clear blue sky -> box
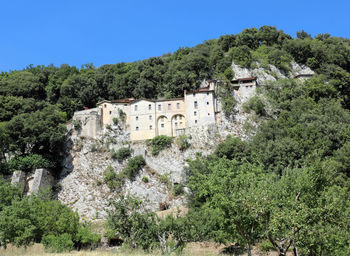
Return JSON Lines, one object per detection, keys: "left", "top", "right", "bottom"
{"left": 1, "top": 0, "right": 349, "bottom": 72}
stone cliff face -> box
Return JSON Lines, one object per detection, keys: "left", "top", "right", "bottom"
{"left": 57, "top": 62, "right": 314, "bottom": 220}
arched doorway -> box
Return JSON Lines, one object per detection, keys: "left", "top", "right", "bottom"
{"left": 171, "top": 114, "right": 186, "bottom": 136}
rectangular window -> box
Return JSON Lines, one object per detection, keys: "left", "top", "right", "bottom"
{"left": 109, "top": 111, "right": 112, "bottom": 115}
{"left": 179, "top": 116, "right": 182, "bottom": 120}
{"left": 180, "top": 122, "right": 183, "bottom": 125}
{"left": 124, "top": 104, "right": 127, "bottom": 106}
{"left": 158, "top": 104, "right": 161, "bottom": 111}
{"left": 207, "top": 101, "right": 209, "bottom": 105}
{"left": 194, "top": 111, "right": 197, "bottom": 116}
{"left": 149, "top": 115, "right": 152, "bottom": 120}
{"left": 135, "top": 105, "right": 138, "bottom": 111}
{"left": 136, "top": 126, "right": 139, "bottom": 131}
{"left": 175, "top": 116, "right": 177, "bottom": 120}
{"left": 177, "top": 103, "right": 180, "bottom": 109}
{"left": 136, "top": 116, "right": 139, "bottom": 121}
{"left": 194, "top": 101, "right": 198, "bottom": 109}
{"left": 104, "top": 104, "right": 107, "bottom": 108}
{"left": 207, "top": 92, "right": 209, "bottom": 95}
{"left": 175, "top": 122, "right": 178, "bottom": 127}
{"left": 161, "top": 124, "right": 164, "bottom": 128}
{"left": 149, "top": 125, "right": 152, "bottom": 130}
{"left": 195, "top": 120, "right": 197, "bottom": 124}
{"left": 168, "top": 103, "right": 171, "bottom": 110}
{"left": 148, "top": 104, "right": 152, "bottom": 110}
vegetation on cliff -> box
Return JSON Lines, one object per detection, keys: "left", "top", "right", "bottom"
{"left": 1, "top": 26, "right": 350, "bottom": 254}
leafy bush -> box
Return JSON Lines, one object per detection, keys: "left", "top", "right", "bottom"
{"left": 75, "top": 225, "right": 101, "bottom": 250}
{"left": 142, "top": 176, "right": 149, "bottom": 183}
{"left": 123, "top": 155, "right": 146, "bottom": 180}
{"left": 104, "top": 166, "right": 124, "bottom": 190}
{"left": 111, "top": 147, "right": 131, "bottom": 162}
{"left": 242, "top": 96, "right": 266, "bottom": 116}
{"left": 224, "top": 67, "right": 234, "bottom": 80}
{"left": 175, "top": 135, "right": 191, "bottom": 151}
{"left": 222, "top": 95, "right": 236, "bottom": 115}
{"left": 173, "top": 183, "right": 184, "bottom": 196}
{"left": 149, "top": 135, "right": 173, "bottom": 155}
{"left": 118, "top": 109, "right": 126, "bottom": 122}
{"left": 112, "top": 117, "right": 119, "bottom": 126}
{"left": 229, "top": 45, "right": 253, "bottom": 67}
{"left": 259, "top": 239, "right": 275, "bottom": 252}
{"left": 42, "top": 233, "right": 74, "bottom": 253}
{"left": 159, "top": 174, "right": 171, "bottom": 188}
{"left": 73, "top": 120, "right": 82, "bottom": 131}
{"left": 8, "top": 154, "right": 53, "bottom": 173}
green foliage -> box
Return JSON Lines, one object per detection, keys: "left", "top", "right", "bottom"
{"left": 75, "top": 225, "right": 101, "bottom": 250}
{"left": 0, "top": 179, "right": 21, "bottom": 212}
{"left": 111, "top": 147, "right": 131, "bottom": 162}
{"left": 142, "top": 176, "right": 149, "bottom": 183}
{"left": 223, "top": 67, "right": 234, "bottom": 80}
{"left": 118, "top": 109, "right": 126, "bottom": 122}
{"left": 229, "top": 45, "right": 252, "bottom": 67}
{"left": 149, "top": 135, "right": 173, "bottom": 155}
{"left": 175, "top": 135, "right": 191, "bottom": 151}
{"left": 159, "top": 174, "right": 171, "bottom": 188}
{"left": 214, "top": 135, "right": 250, "bottom": 161}
{"left": 242, "top": 96, "right": 266, "bottom": 116}
{"left": 123, "top": 155, "right": 146, "bottom": 180}
{"left": 112, "top": 117, "right": 119, "bottom": 126}
{"left": 103, "top": 166, "right": 124, "bottom": 190}
{"left": 173, "top": 183, "right": 184, "bottom": 196}
{"left": 72, "top": 120, "right": 81, "bottom": 130}
{"left": 8, "top": 154, "right": 53, "bottom": 173}
{"left": 42, "top": 233, "right": 74, "bottom": 253}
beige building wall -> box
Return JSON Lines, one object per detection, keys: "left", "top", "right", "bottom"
{"left": 72, "top": 108, "right": 102, "bottom": 138}
{"left": 130, "top": 100, "right": 156, "bottom": 141}
{"left": 99, "top": 101, "right": 131, "bottom": 129}
{"left": 185, "top": 90, "right": 216, "bottom": 127}
{"left": 155, "top": 99, "right": 186, "bottom": 137}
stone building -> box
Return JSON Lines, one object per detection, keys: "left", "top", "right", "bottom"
{"left": 71, "top": 78, "right": 251, "bottom": 141}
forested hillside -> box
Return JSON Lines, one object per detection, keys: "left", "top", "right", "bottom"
{"left": 0, "top": 26, "right": 350, "bottom": 255}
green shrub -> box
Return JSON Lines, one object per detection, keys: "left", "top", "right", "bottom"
{"left": 175, "top": 135, "right": 191, "bottom": 151}
{"left": 118, "top": 109, "right": 126, "bottom": 122}
{"left": 159, "top": 174, "right": 171, "bottom": 188}
{"left": 224, "top": 67, "right": 234, "bottom": 80}
{"left": 142, "top": 176, "right": 149, "bottom": 183}
{"left": 123, "top": 155, "right": 146, "bottom": 180}
{"left": 149, "top": 135, "right": 173, "bottom": 155}
{"left": 73, "top": 120, "right": 82, "bottom": 131}
{"left": 76, "top": 225, "right": 101, "bottom": 250}
{"left": 106, "top": 124, "right": 112, "bottom": 130}
{"left": 259, "top": 239, "right": 275, "bottom": 252}
{"left": 229, "top": 45, "right": 253, "bottom": 67}
{"left": 243, "top": 96, "right": 266, "bottom": 116}
{"left": 104, "top": 166, "right": 124, "bottom": 190}
{"left": 112, "top": 117, "right": 119, "bottom": 126}
{"left": 222, "top": 96, "right": 236, "bottom": 115}
{"left": 111, "top": 147, "right": 131, "bottom": 162}
{"left": 173, "top": 183, "right": 184, "bottom": 196}
{"left": 42, "top": 233, "right": 74, "bottom": 253}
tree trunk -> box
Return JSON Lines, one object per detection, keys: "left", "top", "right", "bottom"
{"left": 293, "top": 245, "right": 299, "bottom": 256}
{"left": 247, "top": 243, "right": 252, "bottom": 256}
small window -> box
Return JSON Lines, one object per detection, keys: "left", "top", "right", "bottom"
{"left": 195, "top": 120, "right": 197, "bottom": 124}
{"left": 158, "top": 104, "right": 161, "bottom": 111}
{"left": 194, "top": 101, "right": 198, "bottom": 109}
{"left": 124, "top": 104, "right": 127, "bottom": 106}
{"left": 161, "top": 124, "right": 164, "bottom": 128}
{"left": 149, "top": 115, "right": 152, "bottom": 120}
{"left": 104, "top": 104, "right": 107, "bottom": 108}
{"left": 161, "top": 117, "right": 164, "bottom": 122}
{"left": 149, "top": 125, "right": 152, "bottom": 130}
{"left": 193, "top": 93, "right": 196, "bottom": 96}
{"left": 194, "top": 111, "right": 197, "bottom": 116}
{"left": 179, "top": 116, "right": 182, "bottom": 120}
{"left": 177, "top": 103, "right": 180, "bottom": 109}
{"left": 207, "top": 102, "right": 209, "bottom": 105}
{"left": 207, "top": 92, "right": 209, "bottom": 95}
{"left": 168, "top": 103, "right": 171, "bottom": 110}
{"left": 175, "top": 122, "right": 178, "bottom": 127}
{"left": 175, "top": 116, "right": 177, "bottom": 120}
{"left": 109, "top": 111, "right": 112, "bottom": 115}
{"left": 136, "top": 116, "right": 139, "bottom": 121}
{"left": 180, "top": 122, "right": 183, "bottom": 125}
{"left": 148, "top": 104, "right": 152, "bottom": 110}
{"left": 208, "top": 113, "right": 210, "bottom": 115}
{"left": 135, "top": 105, "right": 138, "bottom": 111}
{"left": 136, "top": 126, "right": 139, "bottom": 131}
